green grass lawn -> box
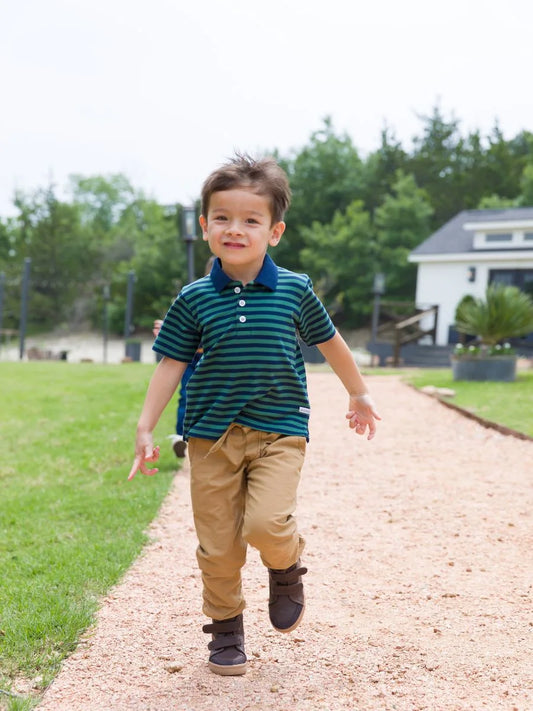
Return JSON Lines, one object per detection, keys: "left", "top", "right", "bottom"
{"left": 0, "top": 362, "right": 178, "bottom": 709}
{"left": 402, "top": 368, "right": 533, "bottom": 437}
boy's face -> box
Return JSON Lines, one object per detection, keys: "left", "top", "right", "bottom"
{"left": 199, "top": 188, "right": 285, "bottom": 283}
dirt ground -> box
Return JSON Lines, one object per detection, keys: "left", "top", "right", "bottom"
{"left": 36, "top": 374, "right": 532, "bottom": 711}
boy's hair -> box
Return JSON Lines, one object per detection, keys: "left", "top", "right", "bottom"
{"left": 201, "top": 153, "right": 291, "bottom": 224}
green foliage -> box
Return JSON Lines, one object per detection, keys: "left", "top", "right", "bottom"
{"left": 277, "top": 117, "right": 364, "bottom": 271}
{"left": 0, "top": 177, "right": 188, "bottom": 333}
{"left": 519, "top": 162, "right": 533, "bottom": 206}
{"left": 299, "top": 200, "right": 376, "bottom": 325}
{"left": 455, "top": 284, "right": 533, "bottom": 346}
{"left": 296, "top": 171, "right": 433, "bottom": 326}
{"left": 0, "top": 362, "right": 177, "bottom": 702}
{"left": 409, "top": 105, "right": 465, "bottom": 227}
{"left": 360, "top": 127, "right": 409, "bottom": 213}
{"left": 374, "top": 171, "right": 433, "bottom": 299}
{"left": 454, "top": 293, "right": 476, "bottom": 323}
{"left": 7, "top": 186, "right": 94, "bottom": 329}
{"left": 287, "top": 117, "right": 364, "bottom": 228}
{"left": 69, "top": 173, "right": 136, "bottom": 234}
{"left": 477, "top": 194, "right": 518, "bottom": 209}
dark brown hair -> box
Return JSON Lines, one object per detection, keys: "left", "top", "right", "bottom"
{"left": 201, "top": 153, "right": 291, "bottom": 224}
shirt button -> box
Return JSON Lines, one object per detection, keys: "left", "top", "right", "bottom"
{"left": 238, "top": 299, "right": 246, "bottom": 307}
{"left": 239, "top": 315, "right": 246, "bottom": 323}
{"left": 234, "top": 286, "right": 241, "bottom": 294}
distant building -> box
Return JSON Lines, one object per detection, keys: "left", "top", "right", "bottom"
{"left": 409, "top": 207, "right": 533, "bottom": 346}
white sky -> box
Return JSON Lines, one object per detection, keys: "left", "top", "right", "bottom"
{"left": 1, "top": 0, "right": 532, "bottom": 217}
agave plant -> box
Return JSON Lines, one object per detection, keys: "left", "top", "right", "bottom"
{"left": 454, "top": 283, "right": 533, "bottom": 351}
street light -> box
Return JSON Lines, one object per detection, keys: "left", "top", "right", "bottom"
{"left": 182, "top": 205, "right": 197, "bottom": 284}
{"left": 371, "top": 272, "right": 386, "bottom": 347}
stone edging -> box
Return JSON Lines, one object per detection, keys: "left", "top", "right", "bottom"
{"left": 410, "top": 384, "right": 533, "bottom": 442}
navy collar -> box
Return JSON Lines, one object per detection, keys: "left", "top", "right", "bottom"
{"left": 210, "top": 254, "right": 278, "bottom": 292}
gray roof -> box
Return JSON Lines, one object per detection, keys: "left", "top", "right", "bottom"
{"left": 411, "top": 206, "right": 533, "bottom": 257}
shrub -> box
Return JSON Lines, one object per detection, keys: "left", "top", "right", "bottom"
{"left": 455, "top": 284, "right": 533, "bottom": 349}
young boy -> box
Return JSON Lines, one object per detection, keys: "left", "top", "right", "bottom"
{"left": 128, "top": 154, "right": 380, "bottom": 676}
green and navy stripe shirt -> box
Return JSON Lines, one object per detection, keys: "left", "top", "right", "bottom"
{"left": 153, "top": 254, "right": 336, "bottom": 441}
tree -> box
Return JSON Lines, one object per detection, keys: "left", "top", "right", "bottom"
{"left": 124, "top": 199, "right": 188, "bottom": 330}
{"left": 277, "top": 117, "right": 364, "bottom": 271}
{"left": 374, "top": 171, "right": 433, "bottom": 301}
{"left": 299, "top": 200, "right": 376, "bottom": 327}
{"left": 10, "top": 185, "right": 91, "bottom": 328}
{"left": 361, "top": 126, "right": 408, "bottom": 214}
{"left": 519, "top": 162, "right": 533, "bottom": 206}
{"left": 477, "top": 194, "right": 518, "bottom": 209}
{"left": 408, "top": 104, "right": 465, "bottom": 227}
{"left": 0, "top": 217, "right": 19, "bottom": 329}
{"left": 0, "top": 218, "right": 11, "bottom": 261}
{"left": 69, "top": 175, "right": 189, "bottom": 332}
{"left": 476, "top": 159, "right": 533, "bottom": 208}
{"left": 69, "top": 174, "right": 136, "bottom": 234}
{"left": 483, "top": 124, "right": 529, "bottom": 202}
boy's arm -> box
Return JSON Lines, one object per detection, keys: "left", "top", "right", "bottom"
{"left": 317, "top": 331, "right": 380, "bottom": 440}
{"left": 128, "top": 357, "right": 188, "bottom": 480}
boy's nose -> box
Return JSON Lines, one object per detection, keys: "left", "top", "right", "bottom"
{"left": 225, "top": 220, "right": 243, "bottom": 235}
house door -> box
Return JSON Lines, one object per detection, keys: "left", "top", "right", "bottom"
{"left": 489, "top": 269, "right": 533, "bottom": 298}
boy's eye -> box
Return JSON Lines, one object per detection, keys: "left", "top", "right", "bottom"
{"left": 246, "top": 218, "right": 259, "bottom": 224}
{"left": 213, "top": 215, "right": 227, "bottom": 221}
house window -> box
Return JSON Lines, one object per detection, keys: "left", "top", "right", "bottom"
{"left": 525, "top": 232, "right": 533, "bottom": 241}
{"left": 485, "top": 233, "right": 513, "bottom": 242}
{"left": 490, "top": 269, "right": 533, "bottom": 298}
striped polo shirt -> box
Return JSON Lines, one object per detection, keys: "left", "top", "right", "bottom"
{"left": 153, "top": 254, "right": 336, "bottom": 441}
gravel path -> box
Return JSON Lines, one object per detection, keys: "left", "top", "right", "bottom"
{"left": 38, "top": 374, "right": 532, "bottom": 711}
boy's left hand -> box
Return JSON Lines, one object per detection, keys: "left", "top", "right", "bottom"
{"left": 346, "top": 393, "right": 381, "bottom": 440}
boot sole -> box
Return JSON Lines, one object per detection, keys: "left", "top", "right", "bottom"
{"left": 271, "top": 602, "right": 305, "bottom": 634}
{"left": 208, "top": 660, "right": 247, "bottom": 676}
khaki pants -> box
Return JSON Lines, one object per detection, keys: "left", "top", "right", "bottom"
{"left": 188, "top": 424, "right": 306, "bottom": 620}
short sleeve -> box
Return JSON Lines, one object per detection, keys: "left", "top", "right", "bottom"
{"left": 152, "top": 292, "right": 201, "bottom": 362}
{"left": 297, "top": 277, "right": 336, "bottom": 346}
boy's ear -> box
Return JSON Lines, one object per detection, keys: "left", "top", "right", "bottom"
{"left": 269, "top": 221, "right": 286, "bottom": 247}
{"left": 199, "top": 215, "right": 208, "bottom": 241}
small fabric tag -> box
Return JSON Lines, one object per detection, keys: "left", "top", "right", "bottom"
{"left": 299, "top": 407, "right": 311, "bottom": 415}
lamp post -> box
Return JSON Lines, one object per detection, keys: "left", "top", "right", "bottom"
{"left": 19, "top": 257, "right": 31, "bottom": 360}
{"left": 0, "top": 272, "right": 5, "bottom": 346}
{"left": 371, "top": 272, "right": 386, "bottom": 347}
{"left": 102, "top": 284, "right": 110, "bottom": 364}
{"left": 123, "top": 270, "right": 135, "bottom": 341}
{"left": 123, "top": 270, "right": 140, "bottom": 360}
{"left": 182, "top": 205, "right": 197, "bottom": 284}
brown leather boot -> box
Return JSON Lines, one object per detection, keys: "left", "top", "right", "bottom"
{"left": 268, "top": 560, "right": 308, "bottom": 633}
{"left": 202, "top": 614, "right": 247, "bottom": 675}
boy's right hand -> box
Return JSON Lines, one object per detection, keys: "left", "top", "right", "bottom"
{"left": 128, "top": 442, "right": 160, "bottom": 481}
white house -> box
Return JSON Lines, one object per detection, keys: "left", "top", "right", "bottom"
{"left": 409, "top": 207, "right": 533, "bottom": 346}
